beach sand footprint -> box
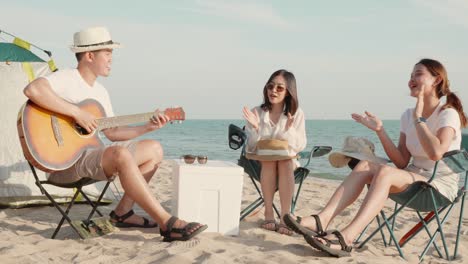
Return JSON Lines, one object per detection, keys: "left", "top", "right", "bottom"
{"left": 165, "top": 238, "right": 201, "bottom": 255}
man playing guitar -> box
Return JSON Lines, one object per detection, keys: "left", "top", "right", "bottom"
{"left": 23, "top": 26, "right": 206, "bottom": 241}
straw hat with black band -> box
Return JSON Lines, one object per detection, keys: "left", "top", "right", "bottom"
{"left": 70, "top": 26, "right": 121, "bottom": 53}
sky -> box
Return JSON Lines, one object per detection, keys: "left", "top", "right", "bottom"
{"left": 1, "top": 0, "right": 468, "bottom": 119}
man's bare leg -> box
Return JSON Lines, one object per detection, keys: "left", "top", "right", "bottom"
{"left": 112, "top": 140, "right": 162, "bottom": 225}
{"left": 102, "top": 145, "right": 203, "bottom": 236}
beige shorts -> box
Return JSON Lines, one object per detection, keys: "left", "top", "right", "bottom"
{"left": 405, "top": 164, "right": 459, "bottom": 201}
{"left": 48, "top": 140, "right": 138, "bottom": 184}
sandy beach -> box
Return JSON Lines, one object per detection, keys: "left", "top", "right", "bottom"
{"left": 0, "top": 160, "right": 466, "bottom": 264}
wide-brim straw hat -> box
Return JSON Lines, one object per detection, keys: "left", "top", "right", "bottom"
{"left": 328, "top": 136, "right": 388, "bottom": 168}
{"left": 70, "top": 26, "right": 121, "bottom": 53}
{"left": 246, "top": 139, "right": 297, "bottom": 161}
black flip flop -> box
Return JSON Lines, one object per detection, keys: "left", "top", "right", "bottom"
{"left": 260, "top": 219, "right": 278, "bottom": 231}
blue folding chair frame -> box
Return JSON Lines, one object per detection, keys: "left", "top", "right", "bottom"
{"left": 228, "top": 124, "right": 332, "bottom": 221}
{"left": 358, "top": 149, "right": 468, "bottom": 262}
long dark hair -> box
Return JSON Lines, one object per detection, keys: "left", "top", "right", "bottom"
{"left": 417, "top": 58, "right": 467, "bottom": 127}
{"left": 260, "top": 69, "right": 299, "bottom": 115}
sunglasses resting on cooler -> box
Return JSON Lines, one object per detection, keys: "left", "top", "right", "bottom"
{"left": 180, "top": 155, "right": 208, "bottom": 164}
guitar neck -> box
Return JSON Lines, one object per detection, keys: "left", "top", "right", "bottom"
{"left": 97, "top": 112, "right": 154, "bottom": 130}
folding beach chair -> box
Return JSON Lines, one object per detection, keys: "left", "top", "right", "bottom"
{"left": 28, "top": 162, "right": 115, "bottom": 239}
{"left": 358, "top": 137, "right": 468, "bottom": 262}
{"left": 228, "top": 124, "right": 332, "bottom": 220}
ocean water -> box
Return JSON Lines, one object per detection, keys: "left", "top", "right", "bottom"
{"left": 130, "top": 119, "right": 402, "bottom": 180}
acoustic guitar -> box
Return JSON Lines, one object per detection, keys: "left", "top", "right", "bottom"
{"left": 17, "top": 99, "right": 185, "bottom": 172}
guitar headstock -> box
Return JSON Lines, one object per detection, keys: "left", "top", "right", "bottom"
{"left": 163, "top": 107, "right": 185, "bottom": 122}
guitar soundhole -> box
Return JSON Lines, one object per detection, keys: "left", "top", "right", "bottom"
{"left": 74, "top": 124, "right": 90, "bottom": 135}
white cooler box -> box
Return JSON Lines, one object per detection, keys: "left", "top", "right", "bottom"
{"left": 171, "top": 160, "right": 244, "bottom": 236}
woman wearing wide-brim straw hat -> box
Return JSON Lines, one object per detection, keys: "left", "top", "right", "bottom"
{"left": 243, "top": 69, "right": 307, "bottom": 236}
{"left": 283, "top": 58, "right": 467, "bottom": 257}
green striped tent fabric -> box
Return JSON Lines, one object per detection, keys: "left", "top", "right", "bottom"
{"left": 0, "top": 43, "right": 44, "bottom": 62}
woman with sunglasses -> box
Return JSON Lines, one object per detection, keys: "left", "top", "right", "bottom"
{"left": 243, "top": 69, "right": 307, "bottom": 235}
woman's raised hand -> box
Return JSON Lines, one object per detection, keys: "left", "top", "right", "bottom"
{"left": 413, "top": 83, "right": 428, "bottom": 119}
{"left": 243, "top": 106, "right": 260, "bottom": 130}
{"left": 351, "top": 111, "right": 383, "bottom": 132}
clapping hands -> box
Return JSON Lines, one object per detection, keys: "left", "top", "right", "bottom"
{"left": 351, "top": 111, "right": 383, "bottom": 132}
{"left": 285, "top": 112, "right": 294, "bottom": 130}
{"left": 413, "top": 84, "right": 428, "bottom": 119}
{"left": 243, "top": 106, "right": 260, "bottom": 130}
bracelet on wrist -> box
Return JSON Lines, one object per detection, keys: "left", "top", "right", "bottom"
{"left": 414, "top": 117, "right": 427, "bottom": 125}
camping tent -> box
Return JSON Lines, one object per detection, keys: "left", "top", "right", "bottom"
{"left": 0, "top": 30, "right": 114, "bottom": 208}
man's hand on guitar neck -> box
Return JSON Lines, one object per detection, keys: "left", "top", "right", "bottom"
{"left": 72, "top": 107, "right": 98, "bottom": 133}
{"left": 147, "top": 110, "right": 170, "bottom": 131}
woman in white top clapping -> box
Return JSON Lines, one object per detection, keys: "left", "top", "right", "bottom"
{"left": 283, "top": 58, "right": 467, "bottom": 257}
{"left": 243, "top": 69, "right": 307, "bottom": 235}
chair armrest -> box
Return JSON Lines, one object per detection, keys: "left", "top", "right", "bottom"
{"left": 228, "top": 124, "right": 247, "bottom": 150}
{"left": 429, "top": 149, "right": 468, "bottom": 183}
{"left": 312, "top": 145, "right": 332, "bottom": 158}
{"left": 298, "top": 146, "right": 332, "bottom": 168}
{"left": 297, "top": 150, "right": 312, "bottom": 168}
{"left": 442, "top": 149, "right": 463, "bottom": 158}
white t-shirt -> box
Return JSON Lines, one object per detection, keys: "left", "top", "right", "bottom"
{"left": 43, "top": 68, "right": 114, "bottom": 117}
{"left": 245, "top": 106, "right": 307, "bottom": 157}
{"left": 400, "top": 104, "right": 461, "bottom": 200}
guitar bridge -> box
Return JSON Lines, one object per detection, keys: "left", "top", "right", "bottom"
{"left": 51, "top": 115, "right": 64, "bottom": 147}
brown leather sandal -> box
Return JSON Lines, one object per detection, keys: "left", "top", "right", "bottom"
{"left": 283, "top": 214, "right": 325, "bottom": 236}
{"left": 304, "top": 230, "right": 352, "bottom": 258}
